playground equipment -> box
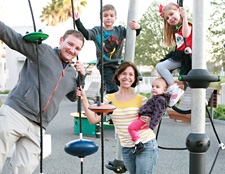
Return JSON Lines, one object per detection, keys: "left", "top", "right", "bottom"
{"left": 24, "top": 0, "right": 49, "bottom": 173}
{"left": 23, "top": 0, "right": 224, "bottom": 173}
{"left": 88, "top": 94, "right": 116, "bottom": 174}
{"left": 63, "top": 1, "right": 99, "bottom": 174}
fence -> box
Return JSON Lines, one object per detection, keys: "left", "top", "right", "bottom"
{"left": 84, "top": 75, "right": 157, "bottom": 94}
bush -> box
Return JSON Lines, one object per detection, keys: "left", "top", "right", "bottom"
{"left": 0, "top": 90, "right": 10, "bottom": 94}
{"left": 139, "top": 93, "right": 151, "bottom": 99}
{"left": 213, "top": 105, "right": 225, "bottom": 120}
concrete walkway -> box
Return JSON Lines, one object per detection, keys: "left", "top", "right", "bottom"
{"left": 2, "top": 98, "right": 225, "bottom": 174}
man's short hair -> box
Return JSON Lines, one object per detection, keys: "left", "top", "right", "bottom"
{"left": 63, "top": 30, "right": 85, "bottom": 47}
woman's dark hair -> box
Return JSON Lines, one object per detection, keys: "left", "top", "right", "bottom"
{"left": 113, "top": 61, "right": 139, "bottom": 88}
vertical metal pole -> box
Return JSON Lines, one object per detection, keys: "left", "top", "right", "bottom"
{"left": 70, "top": 1, "right": 85, "bottom": 173}
{"left": 188, "top": 1, "right": 209, "bottom": 173}
{"left": 124, "top": 0, "right": 139, "bottom": 62}
{"left": 100, "top": 1, "right": 104, "bottom": 174}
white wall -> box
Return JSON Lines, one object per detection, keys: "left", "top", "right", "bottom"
{"left": 0, "top": 58, "right": 6, "bottom": 90}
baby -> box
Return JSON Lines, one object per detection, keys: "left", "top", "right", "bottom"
{"left": 128, "top": 77, "right": 170, "bottom": 155}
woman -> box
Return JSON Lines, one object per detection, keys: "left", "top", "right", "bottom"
{"left": 76, "top": 61, "right": 158, "bottom": 174}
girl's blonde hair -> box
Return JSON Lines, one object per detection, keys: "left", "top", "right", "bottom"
{"left": 161, "top": 4, "right": 180, "bottom": 47}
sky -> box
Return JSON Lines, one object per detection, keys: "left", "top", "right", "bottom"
{"left": 0, "top": 0, "right": 194, "bottom": 27}
{"left": 0, "top": 0, "right": 197, "bottom": 63}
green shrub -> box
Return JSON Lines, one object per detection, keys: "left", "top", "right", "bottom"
{"left": 213, "top": 105, "right": 225, "bottom": 120}
{"left": 139, "top": 93, "right": 151, "bottom": 99}
{"left": 0, "top": 90, "right": 10, "bottom": 94}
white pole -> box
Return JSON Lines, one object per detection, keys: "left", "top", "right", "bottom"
{"left": 124, "top": 0, "right": 139, "bottom": 62}
{"left": 187, "top": 1, "right": 210, "bottom": 173}
{"left": 191, "top": 0, "right": 207, "bottom": 133}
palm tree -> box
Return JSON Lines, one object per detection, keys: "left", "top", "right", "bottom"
{"left": 40, "top": 0, "right": 87, "bottom": 26}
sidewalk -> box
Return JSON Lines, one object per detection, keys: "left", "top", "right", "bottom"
{"left": 2, "top": 98, "right": 225, "bottom": 174}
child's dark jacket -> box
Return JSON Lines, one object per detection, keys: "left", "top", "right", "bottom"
{"left": 138, "top": 93, "right": 170, "bottom": 130}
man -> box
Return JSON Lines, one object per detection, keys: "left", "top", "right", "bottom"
{"left": 0, "top": 20, "right": 85, "bottom": 174}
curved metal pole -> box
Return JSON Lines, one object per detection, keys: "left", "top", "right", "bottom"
{"left": 27, "top": 1, "right": 43, "bottom": 173}
{"left": 177, "top": 0, "right": 183, "bottom": 7}
{"left": 28, "top": 0, "right": 36, "bottom": 32}
{"left": 71, "top": 0, "right": 76, "bottom": 30}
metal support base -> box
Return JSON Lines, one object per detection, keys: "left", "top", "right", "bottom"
{"left": 186, "top": 133, "right": 210, "bottom": 174}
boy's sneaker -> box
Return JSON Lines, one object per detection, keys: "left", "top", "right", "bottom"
{"left": 167, "top": 84, "right": 184, "bottom": 107}
{"left": 133, "top": 142, "right": 145, "bottom": 155}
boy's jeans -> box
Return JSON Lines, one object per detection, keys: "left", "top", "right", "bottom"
{"left": 99, "top": 67, "right": 118, "bottom": 94}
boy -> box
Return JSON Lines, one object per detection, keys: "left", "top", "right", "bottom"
{"left": 74, "top": 4, "right": 141, "bottom": 94}
{"left": 128, "top": 77, "right": 170, "bottom": 155}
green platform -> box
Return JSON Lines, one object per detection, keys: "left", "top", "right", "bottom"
{"left": 71, "top": 112, "right": 114, "bottom": 136}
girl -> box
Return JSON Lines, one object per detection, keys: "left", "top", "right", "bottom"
{"left": 156, "top": 3, "right": 192, "bottom": 107}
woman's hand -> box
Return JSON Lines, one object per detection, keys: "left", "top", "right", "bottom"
{"left": 76, "top": 86, "right": 86, "bottom": 100}
{"left": 140, "top": 116, "right": 151, "bottom": 129}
